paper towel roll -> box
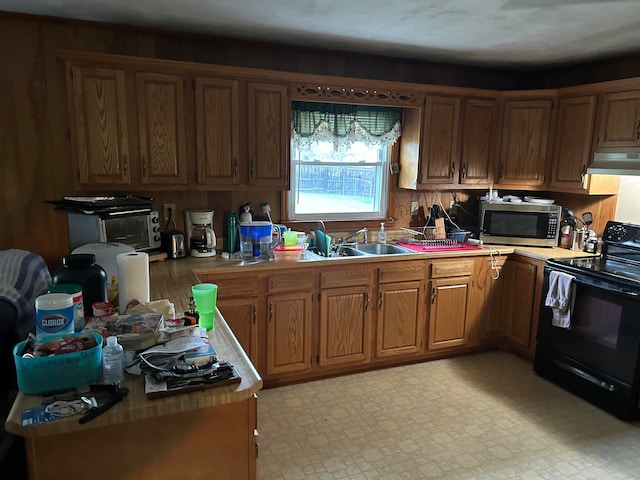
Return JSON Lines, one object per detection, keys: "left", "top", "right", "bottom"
{"left": 116, "top": 252, "right": 150, "bottom": 312}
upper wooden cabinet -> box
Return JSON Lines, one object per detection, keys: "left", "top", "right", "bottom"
{"left": 247, "top": 82, "right": 290, "bottom": 189}
{"left": 194, "top": 77, "right": 240, "bottom": 187}
{"left": 549, "top": 95, "right": 596, "bottom": 192}
{"left": 136, "top": 72, "right": 188, "bottom": 185}
{"left": 497, "top": 98, "right": 553, "bottom": 187}
{"left": 418, "top": 95, "right": 461, "bottom": 186}
{"left": 595, "top": 89, "right": 640, "bottom": 150}
{"left": 68, "top": 66, "right": 131, "bottom": 186}
{"left": 459, "top": 97, "right": 499, "bottom": 186}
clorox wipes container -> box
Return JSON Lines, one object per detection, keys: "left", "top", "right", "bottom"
{"left": 35, "top": 293, "right": 74, "bottom": 339}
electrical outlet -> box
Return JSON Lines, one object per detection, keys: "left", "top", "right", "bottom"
{"left": 411, "top": 201, "right": 419, "bottom": 215}
{"left": 163, "top": 203, "right": 176, "bottom": 222}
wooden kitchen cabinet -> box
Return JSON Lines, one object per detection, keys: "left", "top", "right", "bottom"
{"left": 501, "top": 255, "right": 545, "bottom": 359}
{"left": 497, "top": 98, "right": 553, "bottom": 187}
{"left": 67, "top": 65, "right": 131, "bottom": 186}
{"left": 247, "top": 82, "right": 290, "bottom": 188}
{"left": 418, "top": 95, "right": 461, "bottom": 186}
{"left": 264, "top": 273, "right": 314, "bottom": 376}
{"left": 549, "top": 95, "right": 597, "bottom": 192}
{"left": 473, "top": 255, "right": 506, "bottom": 344}
{"left": 595, "top": 89, "right": 640, "bottom": 150}
{"left": 198, "top": 275, "right": 260, "bottom": 364}
{"left": 459, "top": 97, "right": 499, "bottom": 186}
{"left": 136, "top": 72, "right": 188, "bottom": 185}
{"left": 318, "top": 267, "right": 374, "bottom": 367}
{"left": 428, "top": 259, "right": 474, "bottom": 350}
{"left": 375, "top": 262, "right": 426, "bottom": 357}
{"left": 194, "top": 76, "right": 240, "bottom": 186}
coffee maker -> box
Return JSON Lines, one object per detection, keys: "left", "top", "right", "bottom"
{"left": 184, "top": 210, "right": 216, "bottom": 257}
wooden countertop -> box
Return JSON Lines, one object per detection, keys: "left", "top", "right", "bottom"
{"left": 6, "top": 310, "right": 263, "bottom": 439}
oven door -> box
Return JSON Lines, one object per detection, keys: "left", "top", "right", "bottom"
{"left": 536, "top": 266, "right": 640, "bottom": 384}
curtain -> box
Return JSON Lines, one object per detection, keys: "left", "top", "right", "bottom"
{"left": 291, "top": 101, "right": 402, "bottom": 151}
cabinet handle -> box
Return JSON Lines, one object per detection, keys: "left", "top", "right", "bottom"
{"left": 250, "top": 159, "right": 255, "bottom": 179}
{"left": 431, "top": 287, "right": 436, "bottom": 304}
{"left": 122, "top": 156, "right": 128, "bottom": 176}
{"left": 378, "top": 292, "right": 383, "bottom": 310}
{"left": 580, "top": 164, "right": 587, "bottom": 184}
{"left": 269, "top": 303, "right": 273, "bottom": 322}
{"left": 461, "top": 163, "right": 467, "bottom": 179}
{"left": 365, "top": 292, "right": 370, "bottom": 311}
{"left": 636, "top": 120, "right": 640, "bottom": 140}
{"left": 233, "top": 158, "right": 238, "bottom": 179}
{"left": 252, "top": 305, "right": 256, "bottom": 325}
{"left": 142, "top": 157, "right": 147, "bottom": 178}
{"left": 449, "top": 162, "right": 455, "bottom": 178}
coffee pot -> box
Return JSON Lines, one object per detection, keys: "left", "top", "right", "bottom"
{"left": 185, "top": 210, "right": 216, "bottom": 257}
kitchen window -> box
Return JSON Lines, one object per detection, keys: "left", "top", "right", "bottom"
{"left": 288, "top": 101, "right": 401, "bottom": 221}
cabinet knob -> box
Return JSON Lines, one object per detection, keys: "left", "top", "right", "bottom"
{"left": 636, "top": 120, "right": 640, "bottom": 140}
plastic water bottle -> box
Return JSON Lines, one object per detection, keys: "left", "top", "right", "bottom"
{"left": 102, "top": 336, "right": 124, "bottom": 384}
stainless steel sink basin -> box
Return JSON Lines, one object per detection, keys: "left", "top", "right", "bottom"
{"left": 332, "top": 243, "right": 415, "bottom": 257}
{"left": 353, "top": 243, "right": 415, "bottom": 255}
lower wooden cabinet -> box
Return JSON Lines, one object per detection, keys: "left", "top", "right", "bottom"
{"left": 265, "top": 291, "right": 313, "bottom": 376}
{"left": 375, "top": 262, "right": 426, "bottom": 358}
{"left": 474, "top": 255, "right": 506, "bottom": 343}
{"left": 501, "top": 255, "right": 544, "bottom": 358}
{"left": 217, "top": 297, "right": 258, "bottom": 361}
{"left": 428, "top": 259, "right": 475, "bottom": 350}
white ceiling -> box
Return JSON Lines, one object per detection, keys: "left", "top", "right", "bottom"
{"left": 3, "top": 0, "right": 640, "bottom": 69}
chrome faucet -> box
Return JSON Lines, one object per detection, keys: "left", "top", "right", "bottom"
{"left": 340, "top": 227, "right": 368, "bottom": 245}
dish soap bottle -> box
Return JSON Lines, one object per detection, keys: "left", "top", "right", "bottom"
{"left": 378, "top": 222, "right": 387, "bottom": 244}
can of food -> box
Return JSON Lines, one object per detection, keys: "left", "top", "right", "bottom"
{"left": 48, "top": 283, "right": 84, "bottom": 331}
{"left": 35, "top": 293, "right": 74, "bottom": 339}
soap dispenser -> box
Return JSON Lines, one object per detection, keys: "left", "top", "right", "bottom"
{"left": 378, "top": 222, "right": 387, "bottom": 244}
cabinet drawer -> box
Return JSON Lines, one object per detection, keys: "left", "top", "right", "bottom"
{"left": 378, "top": 262, "right": 426, "bottom": 283}
{"left": 206, "top": 276, "right": 260, "bottom": 299}
{"left": 320, "top": 268, "right": 373, "bottom": 288}
{"left": 267, "top": 272, "right": 314, "bottom": 294}
{"left": 430, "top": 259, "right": 475, "bottom": 278}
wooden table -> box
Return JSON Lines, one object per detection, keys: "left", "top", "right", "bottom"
{"left": 5, "top": 307, "right": 263, "bottom": 480}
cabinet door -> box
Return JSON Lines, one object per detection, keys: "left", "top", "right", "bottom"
{"left": 216, "top": 297, "right": 258, "bottom": 363}
{"left": 497, "top": 99, "right": 552, "bottom": 186}
{"left": 473, "top": 257, "right": 505, "bottom": 342}
{"left": 428, "top": 276, "right": 471, "bottom": 349}
{"left": 194, "top": 77, "right": 240, "bottom": 186}
{"left": 68, "top": 66, "right": 130, "bottom": 185}
{"left": 419, "top": 95, "right": 461, "bottom": 186}
{"left": 376, "top": 281, "right": 424, "bottom": 357}
{"left": 549, "top": 95, "right": 596, "bottom": 191}
{"left": 460, "top": 97, "right": 498, "bottom": 186}
{"left": 247, "top": 82, "right": 289, "bottom": 188}
{"left": 501, "top": 259, "right": 537, "bottom": 348}
{"left": 266, "top": 292, "right": 312, "bottom": 376}
{"left": 319, "top": 285, "right": 372, "bottom": 367}
{"left": 136, "top": 72, "right": 188, "bottom": 185}
{"left": 595, "top": 90, "right": 640, "bottom": 149}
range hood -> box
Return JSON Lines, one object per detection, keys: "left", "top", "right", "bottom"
{"left": 588, "top": 152, "right": 640, "bottom": 175}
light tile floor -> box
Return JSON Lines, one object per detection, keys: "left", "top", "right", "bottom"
{"left": 257, "top": 351, "right": 640, "bottom": 480}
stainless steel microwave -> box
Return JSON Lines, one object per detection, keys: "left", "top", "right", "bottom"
{"left": 479, "top": 200, "right": 562, "bottom": 247}
{"left": 67, "top": 210, "right": 161, "bottom": 251}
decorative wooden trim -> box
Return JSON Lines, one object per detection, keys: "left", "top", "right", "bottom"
{"left": 291, "top": 83, "right": 422, "bottom": 106}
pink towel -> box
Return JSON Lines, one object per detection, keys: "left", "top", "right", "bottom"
{"left": 544, "top": 270, "right": 575, "bottom": 328}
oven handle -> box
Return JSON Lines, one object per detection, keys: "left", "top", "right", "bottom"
{"left": 554, "top": 359, "right": 616, "bottom": 392}
{"left": 546, "top": 267, "right": 640, "bottom": 298}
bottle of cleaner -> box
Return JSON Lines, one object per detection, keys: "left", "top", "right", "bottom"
{"left": 378, "top": 222, "right": 387, "bottom": 244}
{"left": 102, "top": 336, "right": 124, "bottom": 384}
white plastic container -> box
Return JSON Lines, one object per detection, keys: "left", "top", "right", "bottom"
{"left": 35, "top": 293, "right": 74, "bottom": 339}
{"left": 102, "top": 336, "right": 124, "bottom": 384}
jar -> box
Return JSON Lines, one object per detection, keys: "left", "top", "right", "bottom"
{"left": 48, "top": 283, "right": 84, "bottom": 331}
{"left": 585, "top": 236, "right": 598, "bottom": 254}
{"left": 52, "top": 254, "right": 108, "bottom": 317}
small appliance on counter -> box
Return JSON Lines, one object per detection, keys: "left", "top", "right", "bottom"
{"left": 185, "top": 210, "right": 216, "bottom": 257}
{"left": 47, "top": 195, "right": 161, "bottom": 252}
{"left": 160, "top": 230, "right": 186, "bottom": 259}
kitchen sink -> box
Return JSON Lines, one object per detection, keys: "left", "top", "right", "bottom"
{"left": 352, "top": 243, "right": 414, "bottom": 255}
{"left": 333, "top": 243, "right": 415, "bottom": 257}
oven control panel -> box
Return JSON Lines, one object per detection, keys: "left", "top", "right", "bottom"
{"left": 603, "top": 221, "right": 640, "bottom": 244}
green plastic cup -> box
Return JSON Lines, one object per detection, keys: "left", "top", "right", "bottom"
{"left": 191, "top": 283, "right": 218, "bottom": 330}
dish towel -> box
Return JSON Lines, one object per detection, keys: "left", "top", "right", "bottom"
{"left": 544, "top": 270, "right": 576, "bottom": 328}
